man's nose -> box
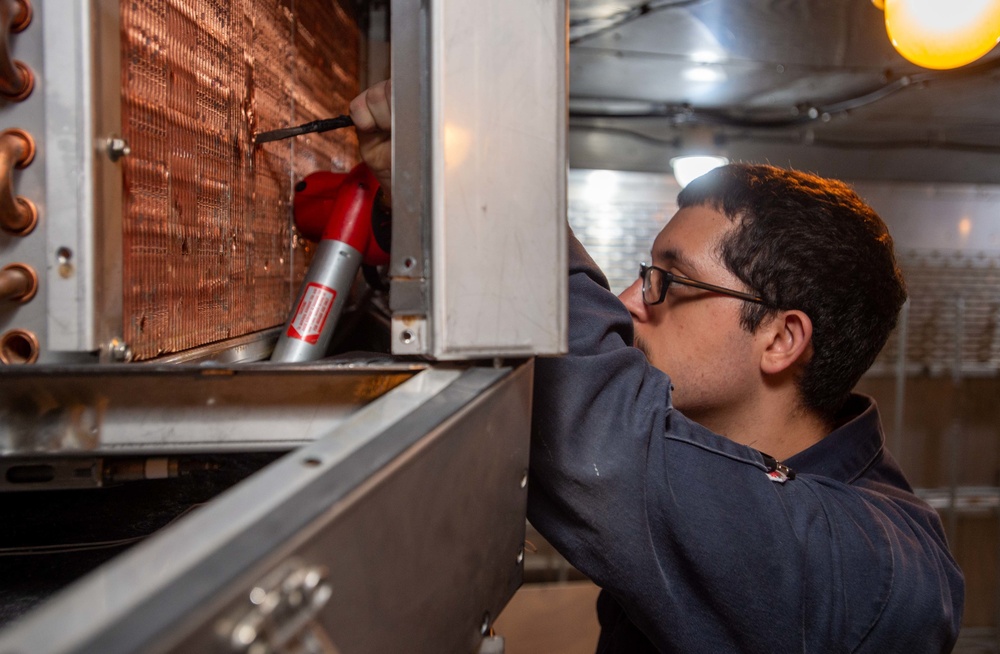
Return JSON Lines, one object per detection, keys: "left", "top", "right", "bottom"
{"left": 618, "top": 278, "right": 648, "bottom": 321}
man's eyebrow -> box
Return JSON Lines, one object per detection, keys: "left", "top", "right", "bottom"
{"left": 653, "top": 248, "right": 700, "bottom": 275}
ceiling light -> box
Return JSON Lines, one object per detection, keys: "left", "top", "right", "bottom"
{"left": 690, "top": 49, "right": 725, "bottom": 64}
{"left": 682, "top": 66, "right": 725, "bottom": 83}
{"left": 874, "top": 0, "right": 1000, "bottom": 69}
{"left": 670, "top": 156, "right": 728, "bottom": 188}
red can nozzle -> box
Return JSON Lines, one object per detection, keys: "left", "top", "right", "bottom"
{"left": 293, "top": 163, "right": 390, "bottom": 266}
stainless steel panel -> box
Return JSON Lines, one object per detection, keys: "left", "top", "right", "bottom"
{"left": 390, "top": 0, "right": 431, "bottom": 284}
{"left": 429, "top": 0, "right": 567, "bottom": 359}
{"left": 389, "top": 0, "right": 433, "bottom": 356}
{"left": 41, "top": 0, "right": 121, "bottom": 356}
{"left": 390, "top": 0, "right": 568, "bottom": 359}
{"left": 0, "top": 363, "right": 532, "bottom": 654}
{"left": 570, "top": 46, "right": 885, "bottom": 106}
{"left": 0, "top": 361, "right": 422, "bottom": 455}
{"left": 150, "top": 327, "right": 281, "bottom": 365}
{"left": 0, "top": 0, "right": 101, "bottom": 363}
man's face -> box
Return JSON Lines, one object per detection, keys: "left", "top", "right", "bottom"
{"left": 618, "top": 205, "right": 763, "bottom": 423}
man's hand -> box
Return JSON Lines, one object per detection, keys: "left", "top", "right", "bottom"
{"left": 350, "top": 79, "right": 392, "bottom": 207}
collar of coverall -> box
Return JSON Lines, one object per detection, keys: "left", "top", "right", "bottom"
{"left": 784, "top": 394, "right": 884, "bottom": 484}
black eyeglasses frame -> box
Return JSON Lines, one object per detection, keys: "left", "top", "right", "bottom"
{"left": 638, "top": 262, "right": 769, "bottom": 306}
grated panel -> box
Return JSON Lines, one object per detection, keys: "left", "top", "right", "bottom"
{"left": 121, "top": 0, "right": 359, "bottom": 360}
{"left": 569, "top": 199, "right": 677, "bottom": 295}
{"left": 877, "top": 250, "right": 1000, "bottom": 374}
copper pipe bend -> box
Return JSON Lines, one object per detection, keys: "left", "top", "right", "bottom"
{"left": 5, "top": 0, "right": 29, "bottom": 31}
{"left": 0, "top": 0, "right": 32, "bottom": 101}
{"left": 0, "top": 328, "right": 39, "bottom": 364}
{"left": 0, "top": 127, "right": 36, "bottom": 235}
{"left": 0, "top": 262, "right": 36, "bottom": 302}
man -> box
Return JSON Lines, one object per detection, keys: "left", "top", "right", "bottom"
{"left": 350, "top": 81, "right": 964, "bottom": 652}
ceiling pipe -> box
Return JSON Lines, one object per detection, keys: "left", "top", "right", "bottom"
{"left": 568, "top": 56, "right": 1000, "bottom": 129}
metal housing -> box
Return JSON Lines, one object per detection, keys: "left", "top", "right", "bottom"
{"left": 390, "top": 0, "right": 568, "bottom": 359}
{"left": 0, "top": 364, "right": 533, "bottom": 653}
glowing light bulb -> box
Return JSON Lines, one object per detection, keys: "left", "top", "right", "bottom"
{"left": 881, "top": 0, "right": 1000, "bottom": 69}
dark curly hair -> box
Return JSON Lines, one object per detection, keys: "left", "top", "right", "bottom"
{"left": 677, "top": 164, "right": 907, "bottom": 421}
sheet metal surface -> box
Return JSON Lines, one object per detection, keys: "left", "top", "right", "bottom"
{"left": 120, "top": 0, "right": 359, "bottom": 360}
{"left": 0, "top": 364, "right": 530, "bottom": 654}
{"left": 0, "top": 361, "right": 420, "bottom": 455}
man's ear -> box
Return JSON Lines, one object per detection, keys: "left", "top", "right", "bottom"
{"left": 759, "top": 310, "right": 813, "bottom": 376}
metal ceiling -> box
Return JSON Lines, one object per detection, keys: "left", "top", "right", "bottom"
{"left": 567, "top": 0, "right": 1000, "bottom": 183}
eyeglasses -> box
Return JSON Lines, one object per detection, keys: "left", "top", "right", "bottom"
{"left": 639, "top": 263, "right": 768, "bottom": 306}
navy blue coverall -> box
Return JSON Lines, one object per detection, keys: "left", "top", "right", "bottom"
{"left": 527, "top": 233, "right": 964, "bottom": 653}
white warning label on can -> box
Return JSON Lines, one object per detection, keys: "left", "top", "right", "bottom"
{"left": 287, "top": 282, "right": 337, "bottom": 345}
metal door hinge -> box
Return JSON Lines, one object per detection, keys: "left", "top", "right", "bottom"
{"left": 220, "top": 559, "right": 337, "bottom": 654}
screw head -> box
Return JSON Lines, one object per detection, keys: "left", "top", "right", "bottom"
{"left": 107, "top": 137, "right": 131, "bottom": 162}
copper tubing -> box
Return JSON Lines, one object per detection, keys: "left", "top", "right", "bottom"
{"left": 0, "top": 262, "right": 35, "bottom": 302}
{"left": 3, "top": 0, "right": 29, "bottom": 31}
{"left": 0, "top": 328, "right": 38, "bottom": 364}
{"left": 0, "top": 0, "right": 32, "bottom": 101}
{"left": 0, "top": 128, "right": 36, "bottom": 235}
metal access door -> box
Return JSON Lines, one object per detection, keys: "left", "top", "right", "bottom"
{"left": 0, "top": 363, "right": 533, "bottom": 654}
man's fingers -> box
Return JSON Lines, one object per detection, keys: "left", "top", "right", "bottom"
{"left": 350, "top": 79, "right": 391, "bottom": 132}
{"left": 349, "top": 80, "right": 393, "bottom": 203}
{"left": 349, "top": 92, "right": 375, "bottom": 130}
{"left": 367, "top": 79, "right": 392, "bottom": 131}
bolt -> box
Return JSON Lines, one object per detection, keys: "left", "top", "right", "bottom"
{"left": 233, "top": 623, "right": 257, "bottom": 647}
{"left": 248, "top": 587, "right": 267, "bottom": 605}
{"left": 304, "top": 568, "right": 322, "bottom": 590}
{"left": 400, "top": 329, "right": 415, "bottom": 344}
{"left": 107, "top": 137, "right": 131, "bottom": 162}
{"left": 106, "top": 338, "right": 133, "bottom": 363}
